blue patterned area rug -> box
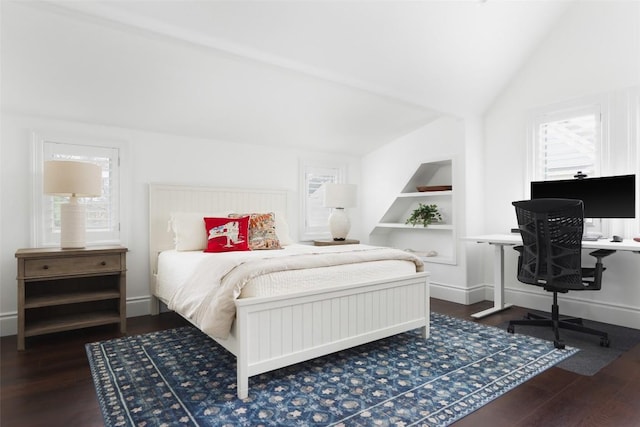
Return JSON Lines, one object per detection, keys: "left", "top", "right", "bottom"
{"left": 86, "top": 313, "right": 576, "bottom": 426}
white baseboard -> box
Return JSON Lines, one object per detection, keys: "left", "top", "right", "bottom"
{"left": 427, "top": 281, "right": 638, "bottom": 330}
{"left": 127, "top": 296, "right": 153, "bottom": 318}
{"left": 429, "top": 280, "right": 486, "bottom": 305}
{"left": 0, "top": 312, "right": 17, "bottom": 337}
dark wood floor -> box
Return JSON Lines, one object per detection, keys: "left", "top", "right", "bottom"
{"left": 1, "top": 299, "right": 638, "bottom": 426}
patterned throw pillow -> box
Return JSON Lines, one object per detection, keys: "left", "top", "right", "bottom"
{"left": 229, "top": 212, "right": 282, "bottom": 250}
{"left": 203, "top": 216, "right": 250, "bottom": 253}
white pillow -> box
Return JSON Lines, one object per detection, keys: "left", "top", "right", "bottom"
{"left": 274, "top": 213, "right": 294, "bottom": 246}
{"left": 169, "top": 211, "right": 231, "bottom": 251}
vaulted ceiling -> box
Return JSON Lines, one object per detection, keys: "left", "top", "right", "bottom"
{"left": 1, "top": 1, "right": 573, "bottom": 155}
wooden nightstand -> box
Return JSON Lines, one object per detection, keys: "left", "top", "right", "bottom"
{"left": 15, "top": 246, "right": 127, "bottom": 350}
{"left": 313, "top": 239, "right": 360, "bottom": 246}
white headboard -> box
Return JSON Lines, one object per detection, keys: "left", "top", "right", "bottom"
{"left": 148, "top": 183, "right": 289, "bottom": 276}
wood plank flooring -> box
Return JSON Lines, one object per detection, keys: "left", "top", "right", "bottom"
{"left": 1, "top": 299, "right": 638, "bottom": 426}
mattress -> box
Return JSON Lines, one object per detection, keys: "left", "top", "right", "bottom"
{"left": 155, "top": 244, "right": 418, "bottom": 302}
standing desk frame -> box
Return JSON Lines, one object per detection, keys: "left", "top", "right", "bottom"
{"left": 466, "top": 234, "right": 640, "bottom": 319}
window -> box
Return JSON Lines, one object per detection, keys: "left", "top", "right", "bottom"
{"left": 527, "top": 97, "right": 611, "bottom": 234}
{"left": 530, "top": 102, "right": 604, "bottom": 182}
{"left": 32, "top": 132, "right": 125, "bottom": 246}
{"left": 528, "top": 88, "right": 639, "bottom": 238}
{"left": 299, "top": 160, "right": 346, "bottom": 241}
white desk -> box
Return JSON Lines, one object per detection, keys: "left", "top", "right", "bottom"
{"left": 465, "top": 234, "right": 640, "bottom": 319}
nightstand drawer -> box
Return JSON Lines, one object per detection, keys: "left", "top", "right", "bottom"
{"left": 24, "top": 254, "right": 122, "bottom": 278}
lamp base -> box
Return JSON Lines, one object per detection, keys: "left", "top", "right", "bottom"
{"left": 60, "top": 201, "right": 86, "bottom": 249}
{"left": 328, "top": 208, "right": 351, "bottom": 241}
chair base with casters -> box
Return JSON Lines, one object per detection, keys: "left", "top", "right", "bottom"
{"left": 507, "top": 248, "right": 616, "bottom": 349}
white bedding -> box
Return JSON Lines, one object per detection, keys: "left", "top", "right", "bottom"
{"left": 156, "top": 244, "right": 418, "bottom": 300}
{"left": 156, "top": 244, "right": 424, "bottom": 338}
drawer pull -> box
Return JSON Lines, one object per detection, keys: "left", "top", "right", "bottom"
{"left": 43, "top": 265, "right": 49, "bottom": 270}
{"left": 101, "top": 261, "right": 107, "bottom": 266}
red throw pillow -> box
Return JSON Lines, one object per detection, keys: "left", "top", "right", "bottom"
{"left": 203, "top": 216, "right": 250, "bottom": 252}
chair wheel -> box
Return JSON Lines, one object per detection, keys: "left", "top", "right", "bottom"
{"left": 600, "top": 337, "right": 610, "bottom": 347}
{"left": 554, "top": 340, "right": 565, "bottom": 349}
{"left": 507, "top": 325, "right": 514, "bottom": 334}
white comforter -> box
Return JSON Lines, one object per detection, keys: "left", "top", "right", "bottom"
{"left": 168, "top": 244, "right": 424, "bottom": 339}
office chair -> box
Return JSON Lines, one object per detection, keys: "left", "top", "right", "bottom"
{"left": 507, "top": 198, "right": 615, "bottom": 349}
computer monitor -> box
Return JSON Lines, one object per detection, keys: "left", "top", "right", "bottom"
{"left": 530, "top": 174, "right": 636, "bottom": 218}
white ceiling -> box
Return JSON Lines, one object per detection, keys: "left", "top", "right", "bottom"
{"left": 1, "top": 1, "right": 573, "bottom": 155}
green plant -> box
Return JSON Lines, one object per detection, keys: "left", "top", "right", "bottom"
{"left": 405, "top": 203, "right": 442, "bottom": 227}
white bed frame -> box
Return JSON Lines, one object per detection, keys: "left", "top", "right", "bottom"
{"left": 149, "top": 183, "right": 430, "bottom": 399}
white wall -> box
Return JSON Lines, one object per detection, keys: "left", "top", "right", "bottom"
{"left": 361, "top": 116, "right": 485, "bottom": 303}
{"left": 0, "top": 113, "right": 361, "bottom": 335}
{"left": 482, "top": 1, "right": 640, "bottom": 328}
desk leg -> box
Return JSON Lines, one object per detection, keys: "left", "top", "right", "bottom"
{"left": 471, "top": 243, "right": 514, "bottom": 319}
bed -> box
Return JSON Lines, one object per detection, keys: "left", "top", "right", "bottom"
{"left": 149, "top": 183, "right": 430, "bottom": 399}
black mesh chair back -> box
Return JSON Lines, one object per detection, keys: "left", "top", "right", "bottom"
{"left": 513, "top": 198, "right": 584, "bottom": 292}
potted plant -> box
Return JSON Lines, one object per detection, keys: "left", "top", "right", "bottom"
{"left": 406, "top": 203, "right": 442, "bottom": 227}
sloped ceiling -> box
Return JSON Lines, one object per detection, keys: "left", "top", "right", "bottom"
{"left": 1, "top": 1, "right": 572, "bottom": 155}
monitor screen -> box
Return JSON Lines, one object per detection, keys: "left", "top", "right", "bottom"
{"left": 530, "top": 174, "right": 636, "bottom": 218}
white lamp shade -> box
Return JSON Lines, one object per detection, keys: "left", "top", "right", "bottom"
{"left": 323, "top": 183, "right": 357, "bottom": 208}
{"left": 44, "top": 160, "right": 102, "bottom": 197}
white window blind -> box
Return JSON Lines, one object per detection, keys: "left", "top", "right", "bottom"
{"left": 33, "top": 133, "right": 123, "bottom": 246}
{"left": 532, "top": 104, "right": 602, "bottom": 181}
{"left": 299, "top": 161, "right": 345, "bottom": 240}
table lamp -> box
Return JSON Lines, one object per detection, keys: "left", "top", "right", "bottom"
{"left": 323, "top": 183, "right": 357, "bottom": 241}
{"left": 44, "top": 160, "right": 102, "bottom": 248}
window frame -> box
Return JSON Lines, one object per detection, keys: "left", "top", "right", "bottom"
{"left": 31, "top": 131, "right": 128, "bottom": 247}
{"left": 525, "top": 95, "right": 611, "bottom": 234}
{"left": 526, "top": 95, "right": 610, "bottom": 191}
{"left": 299, "top": 159, "right": 347, "bottom": 241}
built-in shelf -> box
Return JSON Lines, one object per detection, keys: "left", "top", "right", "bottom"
{"left": 370, "top": 158, "right": 456, "bottom": 265}
{"left": 376, "top": 223, "right": 454, "bottom": 230}
{"left": 396, "top": 190, "right": 453, "bottom": 198}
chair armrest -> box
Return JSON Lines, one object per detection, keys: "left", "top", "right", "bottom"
{"left": 588, "top": 249, "right": 616, "bottom": 260}
{"left": 583, "top": 249, "right": 615, "bottom": 290}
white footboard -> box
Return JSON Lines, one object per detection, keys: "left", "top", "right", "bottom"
{"left": 233, "top": 272, "right": 429, "bottom": 399}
